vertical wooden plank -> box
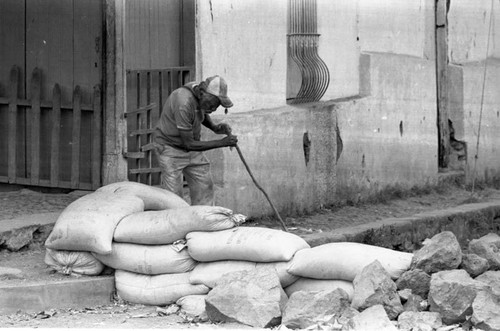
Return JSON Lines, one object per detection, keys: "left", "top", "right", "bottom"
{"left": 92, "top": 84, "right": 102, "bottom": 189}
{"left": 435, "top": 0, "right": 450, "bottom": 169}
{"left": 181, "top": 0, "right": 196, "bottom": 68}
{"left": 1, "top": 1, "right": 25, "bottom": 180}
{"left": 8, "top": 66, "right": 19, "bottom": 182}
{"left": 71, "top": 86, "right": 82, "bottom": 188}
{"left": 74, "top": 0, "right": 102, "bottom": 104}
{"left": 30, "top": 68, "right": 42, "bottom": 185}
{"left": 50, "top": 84, "right": 62, "bottom": 187}
{"left": 0, "top": 0, "right": 25, "bottom": 96}
{"left": 138, "top": 71, "right": 149, "bottom": 183}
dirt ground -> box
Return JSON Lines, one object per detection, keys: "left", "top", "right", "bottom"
{"left": 1, "top": 183, "right": 500, "bottom": 329}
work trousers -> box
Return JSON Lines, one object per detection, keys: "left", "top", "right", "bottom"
{"left": 155, "top": 144, "right": 214, "bottom": 206}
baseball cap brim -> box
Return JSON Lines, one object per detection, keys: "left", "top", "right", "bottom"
{"left": 219, "top": 96, "right": 233, "bottom": 108}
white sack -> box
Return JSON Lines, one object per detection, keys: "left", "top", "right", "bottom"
{"left": 45, "top": 192, "right": 144, "bottom": 254}
{"left": 186, "top": 227, "right": 310, "bottom": 262}
{"left": 92, "top": 242, "right": 196, "bottom": 275}
{"left": 287, "top": 242, "right": 413, "bottom": 281}
{"left": 114, "top": 206, "right": 246, "bottom": 245}
{"left": 44, "top": 248, "right": 104, "bottom": 276}
{"left": 284, "top": 278, "right": 354, "bottom": 300}
{"left": 96, "top": 181, "right": 189, "bottom": 210}
{"left": 115, "top": 270, "right": 209, "bottom": 306}
{"left": 176, "top": 295, "right": 208, "bottom": 320}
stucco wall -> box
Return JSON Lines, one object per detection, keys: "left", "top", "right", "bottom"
{"left": 195, "top": 0, "right": 287, "bottom": 112}
{"left": 448, "top": 0, "right": 499, "bottom": 63}
{"left": 335, "top": 53, "right": 439, "bottom": 203}
{"left": 358, "top": 0, "right": 434, "bottom": 59}
{"left": 191, "top": 0, "right": 499, "bottom": 216}
{"left": 318, "top": 0, "right": 360, "bottom": 100}
{"left": 204, "top": 104, "right": 337, "bottom": 218}
{"left": 449, "top": 60, "right": 500, "bottom": 184}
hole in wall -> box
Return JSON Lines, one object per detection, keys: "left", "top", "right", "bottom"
{"left": 303, "top": 132, "right": 311, "bottom": 166}
{"left": 399, "top": 121, "right": 404, "bottom": 136}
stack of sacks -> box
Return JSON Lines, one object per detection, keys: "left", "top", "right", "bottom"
{"left": 44, "top": 181, "right": 189, "bottom": 276}
{"left": 185, "top": 227, "right": 310, "bottom": 289}
{"left": 105, "top": 205, "right": 246, "bottom": 306}
{"left": 285, "top": 242, "right": 414, "bottom": 300}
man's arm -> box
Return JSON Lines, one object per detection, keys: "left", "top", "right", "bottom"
{"left": 202, "top": 114, "right": 232, "bottom": 135}
{"left": 178, "top": 129, "right": 237, "bottom": 152}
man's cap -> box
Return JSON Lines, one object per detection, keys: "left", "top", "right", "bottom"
{"left": 205, "top": 75, "right": 233, "bottom": 108}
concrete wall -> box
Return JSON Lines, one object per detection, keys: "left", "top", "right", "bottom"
{"left": 318, "top": 0, "right": 360, "bottom": 100}
{"left": 448, "top": 0, "right": 499, "bottom": 63}
{"left": 192, "top": 0, "right": 500, "bottom": 216}
{"left": 447, "top": 0, "right": 500, "bottom": 184}
{"left": 358, "top": 0, "right": 434, "bottom": 58}
{"left": 195, "top": 0, "right": 287, "bottom": 112}
{"left": 335, "top": 53, "right": 439, "bottom": 203}
{"left": 448, "top": 60, "right": 500, "bottom": 184}
{"left": 205, "top": 104, "right": 337, "bottom": 218}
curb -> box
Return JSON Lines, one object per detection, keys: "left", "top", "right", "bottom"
{"left": 0, "top": 276, "right": 115, "bottom": 315}
{"left": 302, "top": 200, "right": 500, "bottom": 250}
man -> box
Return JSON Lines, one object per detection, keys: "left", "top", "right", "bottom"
{"left": 154, "top": 75, "right": 238, "bottom": 205}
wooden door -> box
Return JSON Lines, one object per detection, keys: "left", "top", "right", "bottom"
{"left": 0, "top": 0, "right": 103, "bottom": 190}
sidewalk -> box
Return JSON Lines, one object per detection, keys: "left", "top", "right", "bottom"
{"left": 1, "top": 185, "right": 500, "bottom": 314}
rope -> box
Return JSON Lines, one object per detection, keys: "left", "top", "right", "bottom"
{"left": 471, "top": 0, "right": 495, "bottom": 194}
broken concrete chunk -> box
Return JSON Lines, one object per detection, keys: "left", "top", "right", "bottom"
{"left": 468, "top": 233, "right": 500, "bottom": 270}
{"left": 0, "top": 267, "right": 24, "bottom": 280}
{"left": 397, "top": 311, "right": 442, "bottom": 331}
{"left": 281, "top": 288, "right": 350, "bottom": 330}
{"left": 460, "top": 253, "right": 490, "bottom": 277}
{"left": 471, "top": 289, "right": 500, "bottom": 331}
{"left": 205, "top": 268, "right": 286, "bottom": 328}
{"left": 411, "top": 231, "right": 462, "bottom": 274}
{"left": 345, "top": 305, "right": 398, "bottom": 331}
{"left": 351, "top": 260, "right": 403, "bottom": 320}
{"left": 428, "top": 269, "right": 489, "bottom": 324}
{"left": 475, "top": 271, "right": 500, "bottom": 296}
{"left": 403, "top": 294, "right": 427, "bottom": 313}
{"left": 396, "top": 268, "right": 431, "bottom": 298}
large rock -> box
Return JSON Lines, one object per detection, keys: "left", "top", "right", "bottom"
{"left": 351, "top": 260, "right": 403, "bottom": 320}
{"left": 396, "top": 269, "right": 431, "bottom": 298}
{"left": 397, "top": 311, "right": 442, "bottom": 331}
{"left": 281, "top": 288, "right": 350, "bottom": 330}
{"left": 205, "top": 268, "right": 286, "bottom": 328}
{"left": 475, "top": 271, "right": 500, "bottom": 296}
{"left": 461, "top": 253, "right": 490, "bottom": 277}
{"left": 345, "top": 305, "right": 398, "bottom": 331}
{"left": 468, "top": 233, "right": 500, "bottom": 270}
{"left": 403, "top": 294, "right": 427, "bottom": 312}
{"left": 411, "top": 231, "right": 462, "bottom": 274}
{"left": 428, "top": 269, "right": 488, "bottom": 324}
{"left": 471, "top": 289, "right": 500, "bottom": 331}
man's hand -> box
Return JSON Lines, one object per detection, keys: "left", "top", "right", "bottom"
{"left": 216, "top": 123, "right": 232, "bottom": 135}
{"left": 221, "top": 135, "right": 238, "bottom": 147}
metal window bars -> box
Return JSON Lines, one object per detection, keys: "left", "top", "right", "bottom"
{"left": 288, "top": 0, "right": 330, "bottom": 104}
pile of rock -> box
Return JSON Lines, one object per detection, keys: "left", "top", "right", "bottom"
{"left": 177, "top": 231, "right": 500, "bottom": 331}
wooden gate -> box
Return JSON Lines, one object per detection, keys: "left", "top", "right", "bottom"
{"left": 0, "top": 66, "right": 102, "bottom": 190}
{"left": 125, "top": 67, "right": 193, "bottom": 186}
{"left": 0, "top": 0, "right": 103, "bottom": 190}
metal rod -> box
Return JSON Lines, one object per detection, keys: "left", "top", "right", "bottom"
{"left": 234, "top": 145, "right": 288, "bottom": 232}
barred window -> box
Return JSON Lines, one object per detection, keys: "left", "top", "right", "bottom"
{"left": 287, "top": 0, "right": 330, "bottom": 104}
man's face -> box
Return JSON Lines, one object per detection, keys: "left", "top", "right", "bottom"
{"left": 200, "top": 93, "right": 221, "bottom": 114}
